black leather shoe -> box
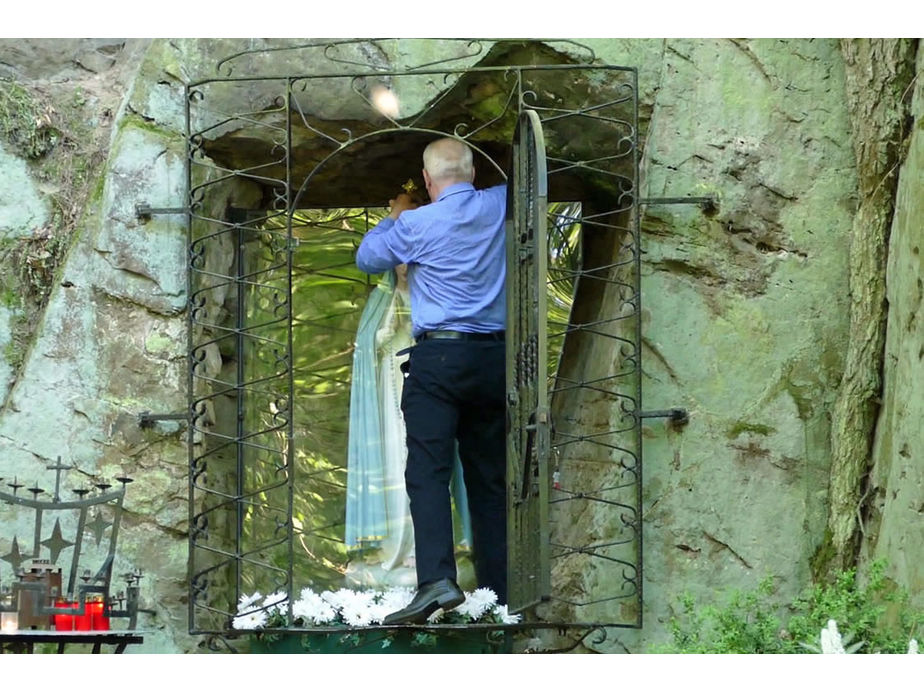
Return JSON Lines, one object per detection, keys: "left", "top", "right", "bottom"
{"left": 382, "top": 578, "right": 465, "bottom": 625}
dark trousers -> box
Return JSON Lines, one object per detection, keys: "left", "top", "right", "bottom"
{"left": 400, "top": 338, "right": 507, "bottom": 603}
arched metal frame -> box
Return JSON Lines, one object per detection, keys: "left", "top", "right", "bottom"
{"left": 185, "top": 39, "right": 642, "bottom": 649}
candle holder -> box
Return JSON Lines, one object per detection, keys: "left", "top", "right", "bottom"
{"left": 53, "top": 598, "right": 78, "bottom": 631}
{"left": 1, "top": 460, "right": 140, "bottom": 633}
{"left": 74, "top": 603, "right": 93, "bottom": 631}
{"left": 0, "top": 612, "right": 19, "bottom": 632}
{"left": 0, "top": 588, "right": 18, "bottom": 632}
{"left": 88, "top": 596, "right": 109, "bottom": 631}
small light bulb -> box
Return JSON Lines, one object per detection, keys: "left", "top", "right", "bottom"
{"left": 371, "top": 85, "right": 400, "bottom": 119}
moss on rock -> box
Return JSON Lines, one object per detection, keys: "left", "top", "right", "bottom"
{"left": 0, "top": 80, "right": 59, "bottom": 158}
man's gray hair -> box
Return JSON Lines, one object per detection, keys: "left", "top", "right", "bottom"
{"left": 423, "top": 138, "right": 474, "bottom": 183}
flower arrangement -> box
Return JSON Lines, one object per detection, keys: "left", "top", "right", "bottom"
{"left": 233, "top": 585, "right": 521, "bottom": 630}
{"left": 233, "top": 586, "right": 520, "bottom": 653}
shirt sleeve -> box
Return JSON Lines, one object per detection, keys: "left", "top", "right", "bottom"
{"left": 356, "top": 216, "right": 419, "bottom": 274}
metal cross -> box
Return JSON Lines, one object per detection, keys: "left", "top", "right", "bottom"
{"left": 47, "top": 457, "right": 73, "bottom": 503}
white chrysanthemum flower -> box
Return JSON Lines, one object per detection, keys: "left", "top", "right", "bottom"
{"left": 237, "top": 591, "right": 263, "bottom": 612}
{"left": 369, "top": 587, "right": 414, "bottom": 624}
{"left": 342, "top": 607, "right": 374, "bottom": 627}
{"left": 232, "top": 609, "right": 268, "bottom": 630}
{"left": 293, "top": 588, "right": 336, "bottom": 625}
{"left": 321, "top": 588, "right": 359, "bottom": 613}
{"left": 426, "top": 607, "right": 447, "bottom": 624}
{"left": 342, "top": 594, "right": 377, "bottom": 627}
{"left": 457, "top": 588, "right": 497, "bottom": 621}
{"left": 325, "top": 590, "right": 377, "bottom": 627}
{"left": 366, "top": 601, "right": 391, "bottom": 625}
{"left": 262, "top": 591, "right": 288, "bottom": 615}
{"left": 380, "top": 587, "right": 414, "bottom": 610}
{"left": 493, "top": 604, "right": 521, "bottom": 625}
{"left": 820, "top": 619, "right": 845, "bottom": 654}
{"left": 908, "top": 639, "right": 919, "bottom": 655}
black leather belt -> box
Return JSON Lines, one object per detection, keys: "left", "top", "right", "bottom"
{"left": 416, "top": 330, "right": 505, "bottom": 343}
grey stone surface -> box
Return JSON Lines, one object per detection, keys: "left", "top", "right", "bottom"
{"left": 0, "top": 39, "right": 126, "bottom": 80}
{"left": 0, "top": 305, "right": 12, "bottom": 401}
{"left": 90, "top": 121, "right": 187, "bottom": 314}
{"left": 0, "top": 142, "right": 49, "bottom": 240}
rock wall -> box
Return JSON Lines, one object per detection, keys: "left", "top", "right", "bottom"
{"left": 860, "top": 43, "right": 924, "bottom": 610}
{"left": 827, "top": 39, "right": 918, "bottom": 572}
{"left": 593, "top": 38, "right": 857, "bottom": 650}
{"left": 0, "top": 38, "right": 919, "bottom": 653}
{"left": 0, "top": 39, "right": 195, "bottom": 652}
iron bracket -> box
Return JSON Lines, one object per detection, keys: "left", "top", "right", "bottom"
{"left": 639, "top": 408, "right": 689, "bottom": 425}
{"left": 138, "top": 411, "right": 189, "bottom": 428}
{"left": 639, "top": 196, "right": 718, "bottom": 213}
{"left": 135, "top": 203, "right": 187, "bottom": 221}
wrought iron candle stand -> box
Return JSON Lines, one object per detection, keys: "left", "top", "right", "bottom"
{"left": 0, "top": 460, "right": 141, "bottom": 631}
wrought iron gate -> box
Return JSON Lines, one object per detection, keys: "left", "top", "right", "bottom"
{"left": 506, "top": 110, "right": 550, "bottom": 613}
{"left": 184, "top": 39, "right": 645, "bottom": 649}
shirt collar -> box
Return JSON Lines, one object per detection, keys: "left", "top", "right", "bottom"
{"left": 436, "top": 181, "right": 475, "bottom": 202}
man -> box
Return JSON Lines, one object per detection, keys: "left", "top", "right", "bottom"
{"left": 356, "top": 137, "right": 507, "bottom": 624}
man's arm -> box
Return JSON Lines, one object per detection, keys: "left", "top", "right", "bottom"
{"left": 356, "top": 194, "right": 418, "bottom": 274}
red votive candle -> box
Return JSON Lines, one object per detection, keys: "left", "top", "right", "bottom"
{"left": 89, "top": 599, "right": 109, "bottom": 631}
{"left": 74, "top": 601, "right": 92, "bottom": 631}
{"left": 54, "top": 600, "right": 77, "bottom": 631}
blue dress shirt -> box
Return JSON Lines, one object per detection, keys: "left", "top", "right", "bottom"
{"left": 356, "top": 182, "right": 507, "bottom": 337}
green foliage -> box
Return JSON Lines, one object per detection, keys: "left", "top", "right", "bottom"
{"left": 546, "top": 201, "right": 581, "bottom": 383}
{"left": 410, "top": 630, "right": 438, "bottom": 649}
{"left": 1, "top": 284, "right": 19, "bottom": 309}
{"left": 809, "top": 527, "right": 837, "bottom": 579}
{"left": 659, "top": 561, "right": 921, "bottom": 653}
{"left": 787, "top": 559, "right": 920, "bottom": 654}
{"left": 10, "top": 230, "right": 68, "bottom": 300}
{"left": 665, "top": 576, "right": 787, "bottom": 653}
{"left": 0, "top": 80, "right": 59, "bottom": 158}
{"left": 0, "top": 231, "right": 67, "bottom": 377}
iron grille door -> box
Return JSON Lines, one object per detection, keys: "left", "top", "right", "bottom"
{"left": 186, "top": 80, "right": 296, "bottom": 633}
{"left": 506, "top": 109, "right": 550, "bottom": 613}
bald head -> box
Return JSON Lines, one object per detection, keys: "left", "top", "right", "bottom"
{"left": 422, "top": 138, "right": 474, "bottom": 198}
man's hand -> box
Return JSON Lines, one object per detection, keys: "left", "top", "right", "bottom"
{"left": 388, "top": 193, "right": 418, "bottom": 220}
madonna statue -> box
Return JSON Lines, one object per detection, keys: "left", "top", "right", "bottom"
{"left": 344, "top": 265, "right": 475, "bottom": 588}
